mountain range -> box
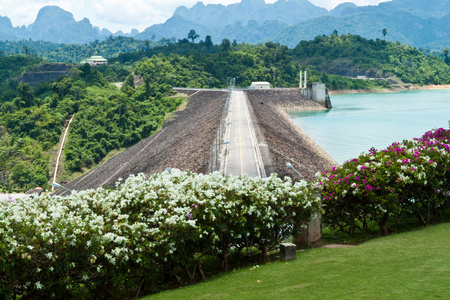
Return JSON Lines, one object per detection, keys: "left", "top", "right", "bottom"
{"left": 0, "top": 0, "right": 449, "bottom": 49}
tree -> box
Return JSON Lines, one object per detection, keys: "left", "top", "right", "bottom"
{"left": 332, "top": 29, "right": 338, "bottom": 36}
{"left": 221, "top": 39, "right": 231, "bottom": 52}
{"left": 443, "top": 48, "right": 450, "bottom": 65}
{"left": 382, "top": 28, "right": 387, "bottom": 38}
{"left": 205, "top": 35, "right": 213, "bottom": 49}
{"left": 17, "top": 83, "right": 35, "bottom": 108}
{"left": 187, "top": 30, "right": 200, "bottom": 43}
{"left": 145, "top": 40, "right": 150, "bottom": 51}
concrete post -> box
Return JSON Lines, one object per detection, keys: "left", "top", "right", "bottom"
{"left": 293, "top": 187, "right": 322, "bottom": 248}
{"left": 280, "top": 243, "right": 297, "bottom": 261}
{"left": 304, "top": 70, "right": 307, "bottom": 89}
{"left": 299, "top": 70, "right": 302, "bottom": 89}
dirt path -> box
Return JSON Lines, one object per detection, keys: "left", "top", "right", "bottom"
{"left": 51, "top": 114, "right": 75, "bottom": 191}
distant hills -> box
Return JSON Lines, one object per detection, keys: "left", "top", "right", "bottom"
{"left": 0, "top": 0, "right": 449, "bottom": 50}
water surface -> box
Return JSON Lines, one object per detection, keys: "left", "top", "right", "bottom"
{"left": 288, "top": 89, "right": 450, "bottom": 164}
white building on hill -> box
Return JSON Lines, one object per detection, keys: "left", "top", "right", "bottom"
{"left": 250, "top": 82, "right": 271, "bottom": 89}
{"left": 80, "top": 56, "right": 108, "bottom": 66}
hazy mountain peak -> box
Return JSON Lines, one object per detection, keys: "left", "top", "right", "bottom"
{"left": 0, "top": 16, "right": 13, "bottom": 30}
{"left": 34, "top": 6, "right": 76, "bottom": 27}
{"left": 330, "top": 2, "right": 358, "bottom": 16}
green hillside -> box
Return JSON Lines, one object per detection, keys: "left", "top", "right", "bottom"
{"left": 293, "top": 34, "right": 450, "bottom": 86}
{"left": 0, "top": 55, "right": 182, "bottom": 192}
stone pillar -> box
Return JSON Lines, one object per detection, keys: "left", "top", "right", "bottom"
{"left": 280, "top": 243, "right": 297, "bottom": 261}
{"left": 293, "top": 188, "right": 322, "bottom": 248}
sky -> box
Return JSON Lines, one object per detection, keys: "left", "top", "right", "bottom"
{"left": 0, "top": 0, "right": 390, "bottom": 33}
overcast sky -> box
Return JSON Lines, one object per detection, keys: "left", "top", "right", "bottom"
{"left": 1, "top": 0, "right": 390, "bottom": 33}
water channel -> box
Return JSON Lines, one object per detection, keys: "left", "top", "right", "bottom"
{"left": 288, "top": 89, "right": 450, "bottom": 164}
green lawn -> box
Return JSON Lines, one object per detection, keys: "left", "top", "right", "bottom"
{"left": 143, "top": 223, "right": 450, "bottom": 299}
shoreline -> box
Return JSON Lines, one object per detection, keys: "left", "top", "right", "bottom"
{"left": 329, "top": 84, "right": 450, "bottom": 95}
{"left": 275, "top": 106, "right": 338, "bottom": 167}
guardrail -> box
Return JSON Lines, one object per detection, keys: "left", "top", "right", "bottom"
{"left": 203, "top": 80, "right": 234, "bottom": 174}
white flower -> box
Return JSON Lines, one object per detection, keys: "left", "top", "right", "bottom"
{"left": 35, "top": 281, "right": 43, "bottom": 289}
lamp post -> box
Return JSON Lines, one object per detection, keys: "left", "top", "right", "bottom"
{"left": 51, "top": 182, "right": 72, "bottom": 193}
{"left": 286, "top": 162, "right": 301, "bottom": 180}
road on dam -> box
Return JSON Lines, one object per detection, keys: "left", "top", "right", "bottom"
{"left": 224, "top": 90, "right": 264, "bottom": 177}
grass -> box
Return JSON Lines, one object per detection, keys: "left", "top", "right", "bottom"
{"left": 163, "top": 96, "right": 189, "bottom": 123}
{"left": 143, "top": 223, "right": 450, "bottom": 299}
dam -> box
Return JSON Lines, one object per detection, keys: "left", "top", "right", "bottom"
{"left": 57, "top": 88, "right": 335, "bottom": 194}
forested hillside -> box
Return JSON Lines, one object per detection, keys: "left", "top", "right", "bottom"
{"left": 0, "top": 56, "right": 183, "bottom": 192}
{"left": 293, "top": 34, "right": 450, "bottom": 85}
{"left": 0, "top": 36, "right": 171, "bottom": 64}
{"left": 113, "top": 38, "right": 391, "bottom": 90}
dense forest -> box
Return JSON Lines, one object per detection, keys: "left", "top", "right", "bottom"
{"left": 114, "top": 38, "right": 391, "bottom": 90}
{"left": 1, "top": 33, "right": 449, "bottom": 191}
{"left": 293, "top": 34, "right": 450, "bottom": 85}
{"left": 0, "top": 55, "right": 182, "bottom": 192}
{"left": 0, "top": 36, "right": 172, "bottom": 64}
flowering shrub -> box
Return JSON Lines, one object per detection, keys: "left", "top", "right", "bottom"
{"left": 0, "top": 170, "right": 320, "bottom": 298}
{"left": 317, "top": 128, "right": 450, "bottom": 236}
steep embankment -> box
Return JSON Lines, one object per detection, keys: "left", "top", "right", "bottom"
{"left": 58, "top": 88, "right": 337, "bottom": 194}
{"left": 245, "top": 89, "right": 337, "bottom": 181}
{"left": 58, "top": 90, "right": 227, "bottom": 194}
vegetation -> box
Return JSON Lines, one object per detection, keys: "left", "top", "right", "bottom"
{"left": 114, "top": 39, "right": 390, "bottom": 90}
{"left": 0, "top": 36, "right": 172, "bottom": 64}
{"left": 144, "top": 222, "right": 450, "bottom": 299}
{"left": 0, "top": 55, "right": 182, "bottom": 191}
{"left": 293, "top": 34, "right": 450, "bottom": 85}
{"left": 0, "top": 171, "right": 319, "bottom": 298}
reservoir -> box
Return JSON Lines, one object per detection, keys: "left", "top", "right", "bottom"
{"left": 288, "top": 89, "right": 450, "bottom": 164}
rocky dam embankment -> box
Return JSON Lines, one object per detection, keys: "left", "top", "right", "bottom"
{"left": 58, "top": 88, "right": 336, "bottom": 194}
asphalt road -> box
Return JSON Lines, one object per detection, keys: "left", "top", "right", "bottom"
{"left": 224, "top": 91, "right": 261, "bottom": 177}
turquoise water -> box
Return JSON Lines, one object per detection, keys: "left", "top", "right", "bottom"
{"left": 288, "top": 89, "right": 450, "bottom": 164}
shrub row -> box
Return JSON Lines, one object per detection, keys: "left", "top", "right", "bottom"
{"left": 0, "top": 170, "right": 320, "bottom": 299}
{"left": 318, "top": 128, "right": 450, "bottom": 236}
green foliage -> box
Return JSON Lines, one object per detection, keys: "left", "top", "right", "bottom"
{"left": 187, "top": 29, "right": 200, "bottom": 43}
{"left": 0, "top": 55, "right": 42, "bottom": 103}
{"left": 293, "top": 34, "right": 450, "bottom": 85}
{"left": 0, "top": 36, "right": 171, "bottom": 64}
{"left": 63, "top": 83, "right": 181, "bottom": 172}
{"left": 0, "top": 55, "right": 181, "bottom": 189}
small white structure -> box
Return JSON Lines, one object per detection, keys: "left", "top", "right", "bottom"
{"left": 81, "top": 56, "right": 108, "bottom": 66}
{"left": 357, "top": 75, "right": 367, "bottom": 80}
{"left": 250, "top": 81, "right": 271, "bottom": 89}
